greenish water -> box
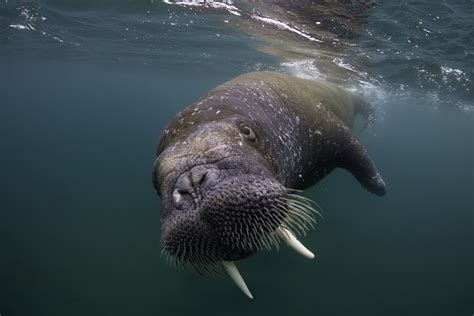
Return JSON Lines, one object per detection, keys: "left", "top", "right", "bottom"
{"left": 1, "top": 1, "right": 473, "bottom": 315}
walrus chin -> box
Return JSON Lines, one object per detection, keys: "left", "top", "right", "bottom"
{"left": 160, "top": 173, "right": 320, "bottom": 299}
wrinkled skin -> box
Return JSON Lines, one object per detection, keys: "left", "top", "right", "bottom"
{"left": 152, "top": 72, "right": 386, "bottom": 270}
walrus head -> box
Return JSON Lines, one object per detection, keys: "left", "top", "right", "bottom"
{"left": 152, "top": 112, "right": 318, "bottom": 297}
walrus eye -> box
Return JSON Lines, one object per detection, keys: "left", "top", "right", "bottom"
{"left": 238, "top": 123, "right": 256, "bottom": 141}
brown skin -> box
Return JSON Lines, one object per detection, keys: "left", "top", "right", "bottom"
{"left": 152, "top": 72, "right": 385, "bottom": 269}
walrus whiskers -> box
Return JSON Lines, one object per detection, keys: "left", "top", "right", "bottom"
{"left": 160, "top": 192, "right": 319, "bottom": 272}
{"left": 160, "top": 190, "right": 323, "bottom": 298}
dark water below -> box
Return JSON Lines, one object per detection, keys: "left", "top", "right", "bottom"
{"left": 1, "top": 1, "right": 473, "bottom": 315}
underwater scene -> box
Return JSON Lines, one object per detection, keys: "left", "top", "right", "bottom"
{"left": 1, "top": 0, "right": 473, "bottom": 315}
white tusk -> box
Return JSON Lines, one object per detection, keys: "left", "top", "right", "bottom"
{"left": 222, "top": 261, "right": 254, "bottom": 299}
{"left": 276, "top": 227, "right": 315, "bottom": 259}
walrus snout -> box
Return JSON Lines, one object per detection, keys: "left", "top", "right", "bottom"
{"left": 161, "top": 172, "right": 319, "bottom": 275}
{"left": 162, "top": 174, "right": 284, "bottom": 263}
{"left": 172, "top": 165, "right": 220, "bottom": 210}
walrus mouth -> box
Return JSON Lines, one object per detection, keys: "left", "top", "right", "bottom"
{"left": 160, "top": 175, "right": 320, "bottom": 299}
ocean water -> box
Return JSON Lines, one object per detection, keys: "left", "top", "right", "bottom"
{"left": 1, "top": 1, "right": 473, "bottom": 316}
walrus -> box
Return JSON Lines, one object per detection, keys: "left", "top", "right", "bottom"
{"left": 152, "top": 71, "right": 386, "bottom": 298}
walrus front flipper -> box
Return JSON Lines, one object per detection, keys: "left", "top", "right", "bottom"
{"left": 336, "top": 131, "right": 386, "bottom": 196}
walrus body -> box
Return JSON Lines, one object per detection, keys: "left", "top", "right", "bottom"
{"left": 152, "top": 72, "right": 385, "bottom": 296}
{"left": 208, "top": 72, "right": 385, "bottom": 192}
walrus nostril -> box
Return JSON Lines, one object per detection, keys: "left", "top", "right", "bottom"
{"left": 172, "top": 188, "right": 184, "bottom": 209}
{"left": 173, "top": 173, "right": 193, "bottom": 209}
{"left": 173, "top": 167, "right": 212, "bottom": 209}
{"left": 190, "top": 166, "right": 208, "bottom": 187}
{"left": 176, "top": 172, "right": 193, "bottom": 193}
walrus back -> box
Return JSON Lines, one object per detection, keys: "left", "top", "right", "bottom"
{"left": 219, "top": 71, "right": 366, "bottom": 129}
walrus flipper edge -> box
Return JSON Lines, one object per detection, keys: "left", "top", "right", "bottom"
{"left": 336, "top": 128, "right": 386, "bottom": 196}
